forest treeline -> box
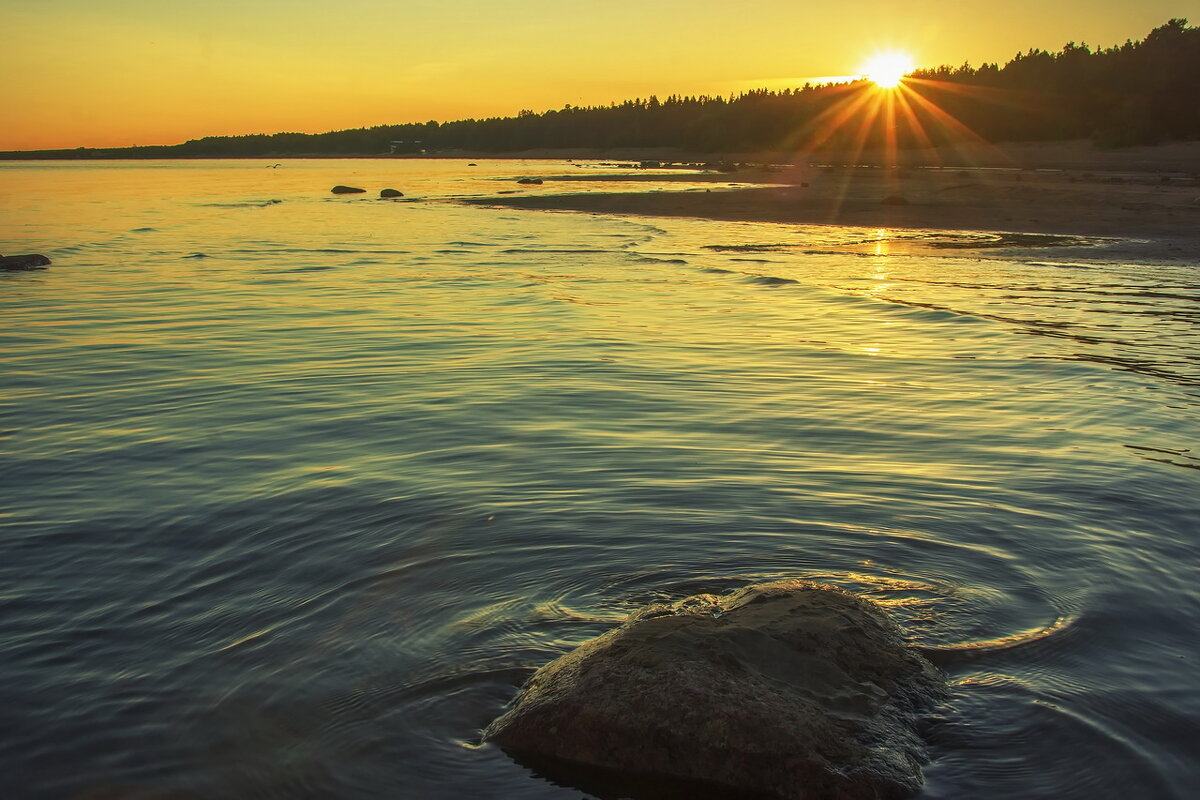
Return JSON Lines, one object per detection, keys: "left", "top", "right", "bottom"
{"left": 4, "top": 19, "right": 1197, "bottom": 159}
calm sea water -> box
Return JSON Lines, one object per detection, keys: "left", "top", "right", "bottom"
{"left": 2, "top": 159, "right": 1198, "bottom": 799}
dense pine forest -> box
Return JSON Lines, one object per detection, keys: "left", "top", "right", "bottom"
{"left": 4, "top": 19, "right": 1197, "bottom": 159}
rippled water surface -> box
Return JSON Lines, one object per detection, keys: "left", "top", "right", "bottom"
{"left": 2, "top": 159, "right": 1198, "bottom": 799}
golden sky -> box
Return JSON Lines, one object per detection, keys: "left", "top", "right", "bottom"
{"left": 1, "top": 0, "right": 1191, "bottom": 150}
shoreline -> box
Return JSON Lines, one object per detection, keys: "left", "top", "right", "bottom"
{"left": 7, "top": 140, "right": 1197, "bottom": 260}
{"left": 456, "top": 142, "right": 1200, "bottom": 261}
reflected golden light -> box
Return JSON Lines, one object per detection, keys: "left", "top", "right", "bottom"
{"left": 867, "top": 229, "right": 893, "bottom": 289}
{"left": 874, "top": 228, "right": 890, "bottom": 257}
{"left": 860, "top": 52, "right": 915, "bottom": 89}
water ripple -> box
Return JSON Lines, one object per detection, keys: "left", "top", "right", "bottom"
{"left": 1, "top": 160, "right": 1198, "bottom": 799}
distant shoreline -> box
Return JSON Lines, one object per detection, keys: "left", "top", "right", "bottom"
{"left": 2, "top": 139, "right": 1198, "bottom": 171}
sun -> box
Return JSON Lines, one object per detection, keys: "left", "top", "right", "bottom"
{"left": 861, "top": 52, "right": 915, "bottom": 89}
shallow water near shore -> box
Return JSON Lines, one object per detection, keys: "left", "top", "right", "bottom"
{"left": 2, "top": 159, "right": 1199, "bottom": 799}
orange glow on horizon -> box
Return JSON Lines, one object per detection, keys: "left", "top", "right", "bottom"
{"left": 0, "top": 4, "right": 1186, "bottom": 151}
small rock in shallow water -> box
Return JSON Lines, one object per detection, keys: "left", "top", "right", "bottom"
{"left": 379, "top": 188, "right": 404, "bottom": 198}
{"left": 1, "top": 254, "right": 51, "bottom": 270}
{"left": 517, "top": 178, "right": 543, "bottom": 185}
{"left": 485, "top": 580, "right": 945, "bottom": 800}
{"left": 330, "top": 185, "right": 366, "bottom": 194}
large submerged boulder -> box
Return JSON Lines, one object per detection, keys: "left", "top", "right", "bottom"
{"left": 485, "top": 580, "right": 944, "bottom": 800}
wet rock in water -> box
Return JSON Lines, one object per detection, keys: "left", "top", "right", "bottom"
{"left": 881, "top": 194, "right": 909, "bottom": 205}
{"left": 1, "top": 254, "right": 52, "bottom": 270}
{"left": 379, "top": 188, "right": 404, "bottom": 198}
{"left": 330, "top": 185, "right": 366, "bottom": 194}
{"left": 517, "top": 178, "right": 543, "bottom": 185}
{"left": 485, "top": 580, "right": 944, "bottom": 800}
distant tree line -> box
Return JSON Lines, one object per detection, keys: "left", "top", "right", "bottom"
{"left": 907, "top": 18, "right": 1200, "bottom": 146}
{"left": 3, "top": 19, "right": 1196, "bottom": 159}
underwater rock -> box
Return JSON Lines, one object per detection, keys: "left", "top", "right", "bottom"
{"left": 1, "top": 254, "right": 51, "bottom": 270}
{"left": 379, "top": 188, "right": 404, "bottom": 198}
{"left": 517, "top": 178, "right": 543, "bottom": 185}
{"left": 485, "top": 580, "right": 944, "bottom": 800}
{"left": 330, "top": 185, "right": 366, "bottom": 194}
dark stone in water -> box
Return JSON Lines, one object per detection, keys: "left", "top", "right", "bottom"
{"left": 517, "top": 178, "right": 543, "bottom": 185}
{"left": 330, "top": 185, "right": 366, "bottom": 194}
{"left": 485, "top": 580, "right": 944, "bottom": 800}
{"left": 1, "top": 254, "right": 51, "bottom": 270}
{"left": 379, "top": 188, "right": 404, "bottom": 198}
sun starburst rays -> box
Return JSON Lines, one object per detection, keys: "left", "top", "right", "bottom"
{"left": 784, "top": 71, "right": 1014, "bottom": 174}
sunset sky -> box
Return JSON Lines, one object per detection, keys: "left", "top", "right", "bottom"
{"left": 1, "top": 0, "right": 1191, "bottom": 150}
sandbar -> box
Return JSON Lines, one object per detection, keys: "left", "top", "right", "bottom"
{"left": 461, "top": 140, "right": 1200, "bottom": 261}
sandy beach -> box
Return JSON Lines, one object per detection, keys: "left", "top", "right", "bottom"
{"left": 462, "top": 140, "right": 1200, "bottom": 260}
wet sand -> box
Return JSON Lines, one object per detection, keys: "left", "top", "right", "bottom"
{"left": 462, "top": 141, "right": 1200, "bottom": 261}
